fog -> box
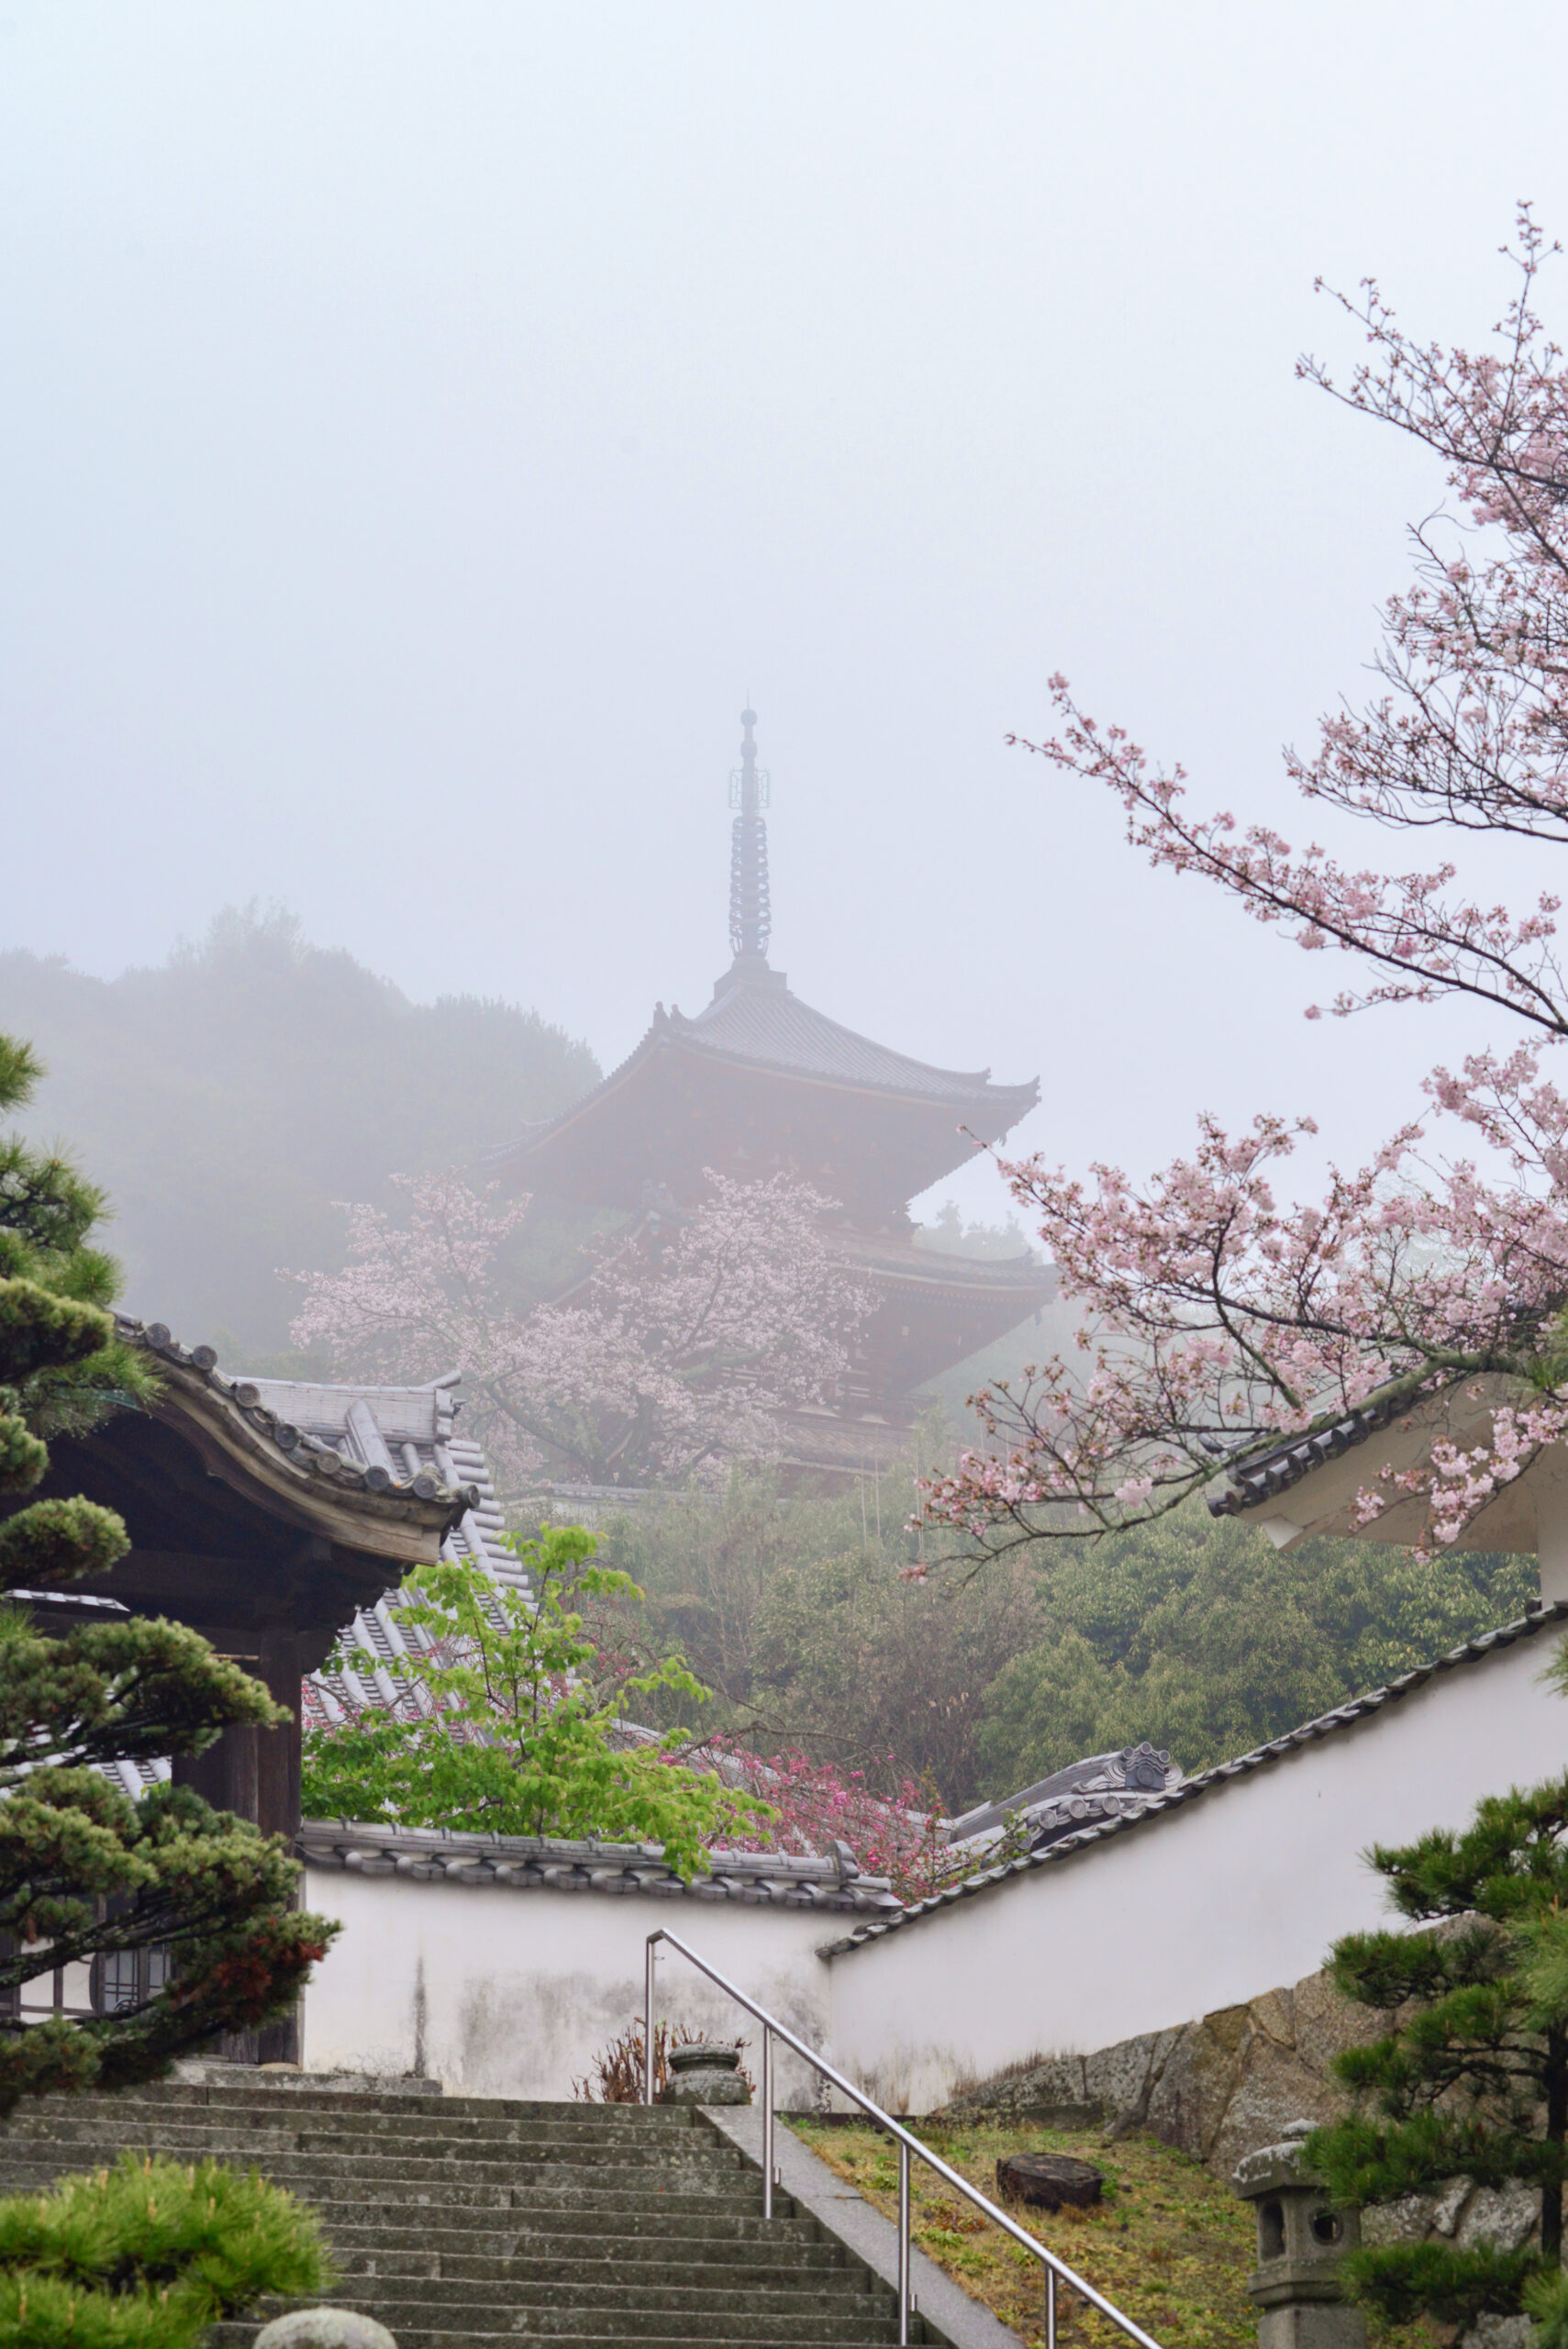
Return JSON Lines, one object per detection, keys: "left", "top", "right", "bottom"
{"left": 5, "top": 4, "right": 1568, "bottom": 1230}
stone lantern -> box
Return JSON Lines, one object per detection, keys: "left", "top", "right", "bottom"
{"left": 1232, "top": 2121, "right": 1366, "bottom": 2349}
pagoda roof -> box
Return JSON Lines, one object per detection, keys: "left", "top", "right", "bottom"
{"left": 487, "top": 960, "right": 1040, "bottom": 1211}
{"left": 673, "top": 962, "right": 1036, "bottom": 1112}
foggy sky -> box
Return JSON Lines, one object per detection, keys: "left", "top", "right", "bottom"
{"left": 5, "top": 4, "right": 1567, "bottom": 1230}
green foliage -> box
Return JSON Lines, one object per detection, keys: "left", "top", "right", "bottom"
{"left": 0, "top": 2149, "right": 328, "bottom": 2348}
{"left": 0, "top": 1026, "right": 339, "bottom": 2111}
{"left": 1307, "top": 1771, "right": 1568, "bottom": 2324}
{"left": 0, "top": 906, "right": 600, "bottom": 1354}
{"left": 1526, "top": 2264, "right": 1568, "bottom": 2349}
{"left": 594, "top": 1464, "right": 1040, "bottom": 1809}
{"left": 0, "top": 1031, "right": 142, "bottom": 1614}
{"left": 0, "top": 1498, "right": 128, "bottom": 1586}
{"left": 302, "top": 1525, "right": 773, "bottom": 1877}
{"left": 599, "top": 1473, "right": 879, "bottom": 1718}
{"left": 745, "top": 1547, "right": 1041, "bottom": 1809}
{"left": 0, "top": 1281, "right": 111, "bottom": 1384}
{"left": 975, "top": 1501, "right": 1536, "bottom": 1783}
{"left": 602, "top": 1476, "right": 1540, "bottom": 1810}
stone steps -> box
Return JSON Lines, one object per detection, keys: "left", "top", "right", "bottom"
{"left": 329, "top": 2249, "right": 851, "bottom": 2284}
{"left": 0, "top": 2074, "right": 938, "bottom": 2344}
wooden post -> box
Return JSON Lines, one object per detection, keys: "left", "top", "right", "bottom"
{"left": 172, "top": 1631, "right": 304, "bottom": 2065}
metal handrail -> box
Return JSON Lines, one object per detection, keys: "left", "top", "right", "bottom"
{"left": 643, "top": 1927, "right": 1166, "bottom": 2349}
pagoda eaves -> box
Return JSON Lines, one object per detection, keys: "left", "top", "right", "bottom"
{"left": 484, "top": 707, "right": 1048, "bottom": 1448}
{"left": 488, "top": 960, "right": 1040, "bottom": 1218}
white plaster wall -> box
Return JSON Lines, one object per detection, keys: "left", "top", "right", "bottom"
{"left": 298, "top": 1871, "right": 837, "bottom": 2107}
{"left": 827, "top": 1626, "right": 1568, "bottom": 2113}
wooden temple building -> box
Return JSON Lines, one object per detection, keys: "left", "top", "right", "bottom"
{"left": 14, "top": 1318, "right": 483, "bottom": 2052}
{"left": 488, "top": 710, "right": 1053, "bottom": 1474}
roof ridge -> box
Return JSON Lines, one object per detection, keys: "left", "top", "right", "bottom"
{"left": 674, "top": 976, "right": 1005, "bottom": 1091}
{"left": 115, "top": 1317, "right": 477, "bottom": 1515}
{"left": 297, "top": 1818, "right": 903, "bottom": 1913}
{"left": 817, "top": 1597, "right": 1568, "bottom": 1958}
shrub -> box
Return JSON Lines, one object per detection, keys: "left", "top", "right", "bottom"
{"left": 0, "top": 2149, "right": 330, "bottom": 2348}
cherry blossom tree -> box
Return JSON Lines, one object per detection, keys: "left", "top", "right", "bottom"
{"left": 687, "top": 1737, "right": 1004, "bottom": 1906}
{"left": 290, "top": 1168, "right": 873, "bottom": 1493}
{"left": 926, "top": 208, "right": 1568, "bottom": 1563}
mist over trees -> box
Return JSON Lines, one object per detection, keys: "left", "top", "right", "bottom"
{"left": 0, "top": 906, "right": 599, "bottom": 1360}
{"left": 594, "top": 1473, "right": 1535, "bottom": 1813}
{"left": 0, "top": 905, "right": 1540, "bottom": 1827}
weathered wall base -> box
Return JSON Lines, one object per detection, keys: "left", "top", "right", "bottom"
{"left": 941, "top": 1958, "right": 1544, "bottom": 2318}
{"left": 940, "top": 1962, "right": 1385, "bottom": 2176}
{"left": 298, "top": 1862, "right": 842, "bottom": 2107}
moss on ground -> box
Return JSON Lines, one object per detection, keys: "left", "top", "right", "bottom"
{"left": 786, "top": 2115, "right": 1257, "bottom": 2349}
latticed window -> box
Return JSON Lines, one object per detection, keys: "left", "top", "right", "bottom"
{"left": 93, "top": 1944, "right": 171, "bottom": 2015}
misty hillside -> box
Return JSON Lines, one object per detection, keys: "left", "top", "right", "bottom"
{"left": 0, "top": 907, "right": 600, "bottom": 1358}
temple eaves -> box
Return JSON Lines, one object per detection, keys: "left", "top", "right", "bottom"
{"left": 482, "top": 706, "right": 1040, "bottom": 1210}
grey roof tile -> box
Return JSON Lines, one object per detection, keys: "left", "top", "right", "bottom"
{"left": 671, "top": 974, "right": 1040, "bottom": 1117}
{"left": 297, "top": 1820, "right": 903, "bottom": 1912}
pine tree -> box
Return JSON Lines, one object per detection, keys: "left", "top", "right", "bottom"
{"left": 0, "top": 2150, "right": 330, "bottom": 2347}
{"left": 1308, "top": 1773, "right": 1568, "bottom": 2338}
{"left": 0, "top": 1031, "right": 339, "bottom": 2114}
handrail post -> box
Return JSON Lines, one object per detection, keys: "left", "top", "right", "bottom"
{"left": 638, "top": 1928, "right": 1165, "bottom": 2349}
{"left": 643, "top": 1936, "right": 656, "bottom": 2106}
{"left": 762, "top": 2023, "right": 773, "bottom": 2221}
{"left": 897, "top": 2138, "right": 910, "bottom": 2346}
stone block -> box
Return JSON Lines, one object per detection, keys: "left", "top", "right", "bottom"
{"left": 1083, "top": 2032, "right": 1160, "bottom": 2121}
{"left": 944, "top": 2053, "right": 1088, "bottom": 2119}
{"left": 1360, "top": 2194, "right": 1436, "bottom": 2247}
{"left": 1146, "top": 2017, "right": 1249, "bottom": 2161}
{"left": 1460, "top": 2316, "right": 1533, "bottom": 2349}
{"left": 1291, "top": 1971, "right": 1386, "bottom": 2079}
{"left": 1251, "top": 1987, "right": 1297, "bottom": 2049}
{"left": 1208, "top": 2041, "right": 1343, "bottom": 2176}
{"left": 1430, "top": 2177, "right": 1471, "bottom": 2237}
{"left": 1455, "top": 2183, "right": 1538, "bottom": 2254}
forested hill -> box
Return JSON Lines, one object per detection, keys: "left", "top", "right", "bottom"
{"left": 0, "top": 907, "right": 600, "bottom": 1360}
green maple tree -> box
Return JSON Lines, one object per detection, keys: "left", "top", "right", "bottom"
{"left": 301, "top": 1525, "right": 773, "bottom": 1879}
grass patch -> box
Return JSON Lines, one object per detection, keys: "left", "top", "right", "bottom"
{"left": 785, "top": 2114, "right": 1256, "bottom": 2349}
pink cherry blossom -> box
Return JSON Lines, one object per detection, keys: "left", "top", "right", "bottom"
{"left": 929, "top": 211, "right": 1568, "bottom": 1562}
{"left": 289, "top": 1168, "right": 873, "bottom": 1494}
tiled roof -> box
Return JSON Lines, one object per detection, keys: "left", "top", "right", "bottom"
{"left": 489, "top": 965, "right": 1040, "bottom": 1179}
{"left": 117, "top": 1318, "right": 481, "bottom": 1512}
{"left": 88, "top": 1331, "right": 484, "bottom": 1803}
{"left": 817, "top": 1599, "right": 1568, "bottom": 1958}
{"left": 298, "top": 1820, "right": 904, "bottom": 1914}
{"left": 668, "top": 969, "right": 1040, "bottom": 1120}
{"left": 845, "top": 1227, "right": 1054, "bottom": 1295}
{"left": 250, "top": 1372, "right": 526, "bottom": 1733}
{"left": 1207, "top": 1391, "right": 1416, "bottom": 1519}
{"left": 943, "top": 1742, "right": 1182, "bottom": 1858}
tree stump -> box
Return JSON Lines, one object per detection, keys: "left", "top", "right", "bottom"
{"left": 996, "top": 2152, "right": 1105, "bottom": 2210}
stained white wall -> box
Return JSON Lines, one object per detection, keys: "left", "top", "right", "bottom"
{"left": 297, "top": 1871, "right": 837, "bottom": 2107}
{"left": 826, "top": 1624, "right": 1568, "bottom": 2113}
{"left": 295, "top": 1625, "right": 1568, "bottom": 2117}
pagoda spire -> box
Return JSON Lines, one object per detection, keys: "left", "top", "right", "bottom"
{"left": 728, "top": 705, "right": 772, "bottom": 963}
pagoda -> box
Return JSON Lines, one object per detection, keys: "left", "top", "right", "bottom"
{"left": 489, "top": 710, "right": 1052, "bottom": 1472}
